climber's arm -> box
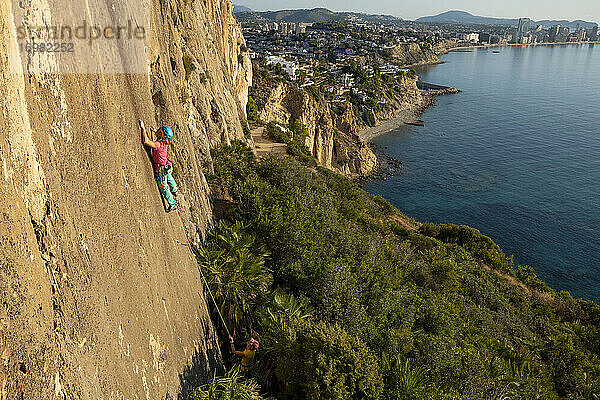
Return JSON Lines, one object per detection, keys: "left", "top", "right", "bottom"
{"left": 140, "top": 120, "right": 156, "bottom": 149}
{"left": 229, "top": 336, "right": 244, "bottom": 356}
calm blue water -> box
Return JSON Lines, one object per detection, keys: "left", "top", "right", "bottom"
{"left": 366, "top": 44, "right": 600, "bottom": 302}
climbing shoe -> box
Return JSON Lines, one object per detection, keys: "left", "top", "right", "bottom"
{"left": 167, "top": 204, "right": 178, "bottom": 213}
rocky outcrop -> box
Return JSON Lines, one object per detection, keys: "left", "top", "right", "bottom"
{"left": 0, "top": 0, "right": 251, "bottom": 399}
{"left": 389, "top": 42, "right": 440, "bottom": 66}
{"left": 259, "top": 83, "right": 377, "bottom": 177}
{"left": 388, "top": 40, "right": 456, "bottom": 67}
{"left": 365, "top": 73, "right": 423, "bottom": 126}
{"left": 257, "top": 71, "right": 429, "bottom": 177}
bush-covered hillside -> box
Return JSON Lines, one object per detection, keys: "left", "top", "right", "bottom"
{"left": 200, "top": 141, "right": 600, "bottom": 399}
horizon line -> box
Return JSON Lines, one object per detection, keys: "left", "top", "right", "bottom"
{"left": 234, "top": 6, "right": 600, "bottom": 25}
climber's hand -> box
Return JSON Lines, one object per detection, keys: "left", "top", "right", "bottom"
{"left": 139, "top": 120, "right": 145, "bottom": 130}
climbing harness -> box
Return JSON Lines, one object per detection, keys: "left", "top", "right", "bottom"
{"left": 155, "top": 160, "right": 173, "bottom": 181}
{"left": 174, "top": 209, "right": 232, "bottom": 337}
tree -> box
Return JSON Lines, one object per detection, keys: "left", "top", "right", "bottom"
{"left": 247, "top": 96, "right": 259, "bottom": 123}
{"left": 290, "top": 119, "right": 308, "bottom": 143}
{"left": 297, "top": 70, "right": 307, "bottom": 84}
{"left": 197, "top": 221, "right": 272, "bottom": 333}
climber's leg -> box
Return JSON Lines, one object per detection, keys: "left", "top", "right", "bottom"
{"left": 157, "top": 175, "right": 176, "bottom": 208}
{"left": 166, "top": 169, "right": 178, "bottom": 197}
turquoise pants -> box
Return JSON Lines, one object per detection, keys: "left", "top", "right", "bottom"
{"left": 156, "top": 169, "right": 178, "bottom": 207}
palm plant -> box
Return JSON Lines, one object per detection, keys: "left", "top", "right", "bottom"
{"left": 253, "top": 290, "right": 313, "bottom": 391}
{"left": 384, "top": 356, "right": 432, "bottom": 400}
{"left": 197, "top": 221, "right": 272, "bottom": 333}
{"left": 258, "top": 289, "right": 313, "bottom": 333}
{"left": 190, "top": 369, "right": 265, "bottom": 400}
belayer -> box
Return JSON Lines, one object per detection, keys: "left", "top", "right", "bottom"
{"left": 140, "top": 120, "right": 179, "bottom": 212}
{"left": 229, "top": 335, "right": 259, "bottom": 377}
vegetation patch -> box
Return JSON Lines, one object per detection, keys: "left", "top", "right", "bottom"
{"left": 183, "top": 52, "right": 197, "bottom": 81}
{"left": 197, "top": 142, "right": 600, "bottom": 399}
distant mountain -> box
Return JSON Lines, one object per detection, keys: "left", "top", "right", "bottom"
{"left": 534, "top": 19, "right": 598, "bottom": 29}
{"left": 235, "top": 7, "right": 406, "bottom": 26}
{"left": 233, "top": 4, "right": 252, "bottom": 13}
{"left": 259, "top": 8, "right": 337, "bottom": 23}
{"left": 417, "top": 11, "right": 515, "bottom": 26}
{"left": 416, "top": 10, "right": 598, "bottom": 29}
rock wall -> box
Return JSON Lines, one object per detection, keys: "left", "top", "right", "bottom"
{"left": 0, "top": 0, "right": 251, "bottom": 399}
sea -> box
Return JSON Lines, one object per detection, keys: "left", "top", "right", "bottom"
{"left": 365, "top": 44, "right": 600, "bottom": 302}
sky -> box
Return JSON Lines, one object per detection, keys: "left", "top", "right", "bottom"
{"left": 237, "top": 0, "right": 600, "bottom": 24}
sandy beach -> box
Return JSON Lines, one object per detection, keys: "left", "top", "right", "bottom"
{"left": 359, "top": 109, "right": 415, "bottom": 142}
{"left": 359, "top": 95, "right": 437, "bottom": 143}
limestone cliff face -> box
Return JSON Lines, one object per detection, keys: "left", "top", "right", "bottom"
{"left": 364, "top": 73, "right": 423, "bottom": 126}
{"left": 0, "top": 0, "right": 250, "bottom": 399}
{"left": 259, "top": 83, "right": 377, "bottom": 177}
{"left": 257, "top": 72, "right": 427, "bottom": 176}
{"left": 388, "top": 40, "right": 456, "bottom": 66}
{"left": 389, "top": 43, "right": 440, "bottom": 66}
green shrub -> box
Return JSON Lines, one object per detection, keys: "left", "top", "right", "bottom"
{"left": 419, "top": 223, "right": 513, "bottom": 273}
{"left": 265, "top": 122, "right": 316, "bottom": 167}
{"left": 190, "top": 368, "right": 264, "bottom": 400}
{"left": 241, "top": 120, "right": 251, "bottom": 139}
{"left": 202, "top": 144, "right": 600, "bottom": 399}
{"left": 207, "top": 140, "right": 255, "bottom": 191}
{"left": 274, "top": 320, "right": 384, "bottom": 400}
{"left": 543, "top": 334, "right": 599, "bottom": 396}
{"left": 290, "top": 119, "right": 308, "bottom": 142}
{"left": 247, "top": 96, "right": 259, "bottom": 123}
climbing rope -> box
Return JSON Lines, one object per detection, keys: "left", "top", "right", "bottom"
{"left": 175, "top": 209, "right": 232, "bottom": 338}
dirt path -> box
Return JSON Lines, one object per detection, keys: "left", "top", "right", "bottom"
{"left": 251, "top": 127, "right": 288, "bottom": 157}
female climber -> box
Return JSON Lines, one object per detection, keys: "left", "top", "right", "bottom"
{"left": 140, "top": 120, "right": 178, "bottom": 213}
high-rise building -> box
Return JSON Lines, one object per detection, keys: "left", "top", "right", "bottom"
{"left": 279, "top": 23, "right": 300, "bottom": 35}
{"left": 479, "top": 33, "right": 491, "bottom": 43}
{"left": 592, "top": 26, "right": 599, "bottom": 41}
{"left": 549, "top": 25, "right": 560, "bottom": 42}
{"left": 515, "top": 18, "right": 532, "bottom": 43}
{"left": 466, "top": 33, "right": 479, "bottom": 42}
{"left": 279, "top": 23, "right": 290, "bottom": 35}
{"left": 557, "top": 26, "right": 571, "bottom": 42}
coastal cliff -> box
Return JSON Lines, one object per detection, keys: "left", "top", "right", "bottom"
{"left": 0, "top": 0, "right": 250, "bottom": 398}
{"left": 388, "top": 39, "right": 456, "bottom": 66}
{"left": 258, "top": 82, "right": 377, "bottom": 177}
{"left": 252, "top": 63, "right": 427, "bottom": 177}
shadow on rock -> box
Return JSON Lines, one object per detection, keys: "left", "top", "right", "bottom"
{"left": 177, "top": 341, "right": 224, "bottom": 400}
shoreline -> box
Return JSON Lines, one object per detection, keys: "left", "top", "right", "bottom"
{"left": 359, "top": 41, "right": 599, "bottom": 144}
{"left": 355, "top": 94, "right": 438, "bottom": 185}
{"left": 448, "top": 41, "right": 600, "bottom": 52}
{"left": 358, "top": 90, "right": 442, "bottom": 143}
{"left": 358, "top": 108, "right": 417, "bottom": 143}
{"left": 356, "top": 41, "right": 597, "bottom": 180}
